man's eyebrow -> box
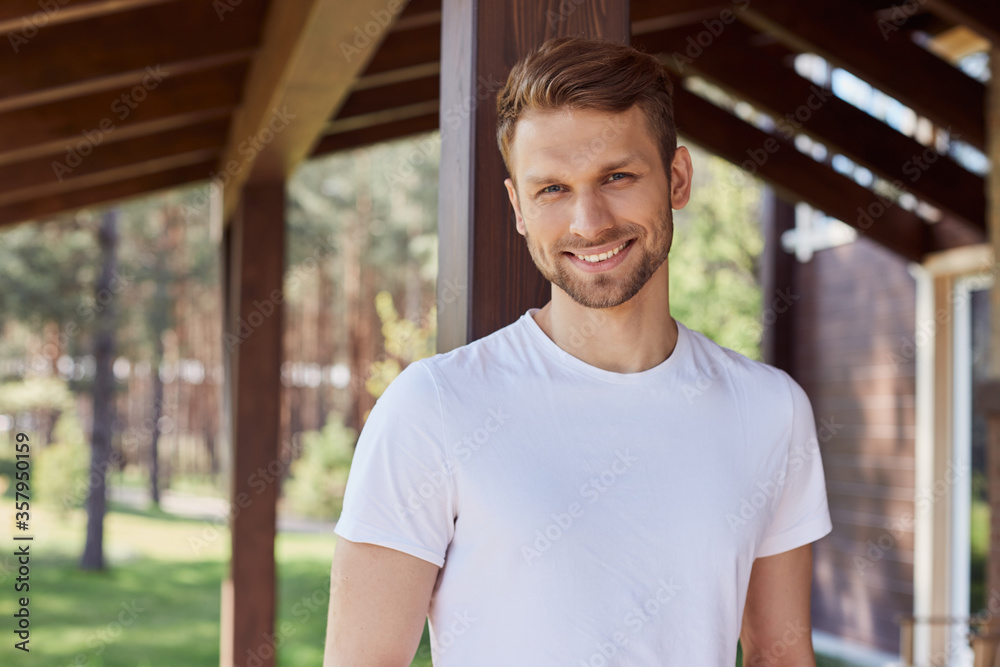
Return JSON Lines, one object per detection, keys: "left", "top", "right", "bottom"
{"left": 522, "top": 153, "right": 650, "bottom": 186}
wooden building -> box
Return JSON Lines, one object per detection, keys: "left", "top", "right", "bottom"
{"left": 0, "top": 0, "right": 997, "bottom": 664}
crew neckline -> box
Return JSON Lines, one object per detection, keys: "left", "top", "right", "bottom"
{"left": 519, "top": 307, "right": 690, "bottom": 384}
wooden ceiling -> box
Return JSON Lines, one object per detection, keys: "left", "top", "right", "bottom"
{"left": 0, "top": 0, "right": 995, "bottom": 262}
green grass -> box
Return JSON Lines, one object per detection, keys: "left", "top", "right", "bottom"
{"left": 0, "top": 502, "right": 859, "bottom": 666}
{"left": 971, "top": 497, "right": 990, "bottom": 613}
{"left": 0, "top": 502, "right": 433, "bottom": 666}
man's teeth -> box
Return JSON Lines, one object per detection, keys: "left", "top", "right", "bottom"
{"left": 574, "top": 241, "right": 629, "bottom": 263}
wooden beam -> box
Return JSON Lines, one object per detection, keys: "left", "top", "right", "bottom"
{"left": 311, "top": 112, "right": 438, "bottom": 156}
{"left": 0, "top": 60, "right": 247, "bottom": 162}
{"left": 220, "top": 181, "right": 284, "bottom": 667}
{"left": 0, "top": 108, "right": 232, "bottom": 169}
{"left": 739, "top": 0, "right": 987, "bottom": 149}
{"left": 0, "top": 0, "right": 267, "bottom": 97}
{"left": 635, "top": 23, "right": 987, "bottom": 233}
{"left": 0, "top": 160, "right": 214, "bottom": 228}
{"left": 0, "top": 0, "right": 176, "bottom": 32}
{"left": 925, "top": 0, "right": 1000, "bottom": 45}
{"left": 334, "top": 74, "right": 438, "bottom": 120}
{"left": 218, "top": 0, "right": 407, "bottom": 225}
{"left": 0, "top": 50, "right": 252, "bottom": 115}
{"left": 0, "top": 117, "right": 229, "bottom": 199}
{"left": 360, "top": 21, "right": 441, "bottom": 76}
{"left": 0, "top": 148, "right": 218, "bottom": 207}
{"left": 630, "top": 0, "right": 739, "bottom": 35}
{"left": 437, "top": 0, "right": 629, "bottom": 351}
{"left": 673, "top": 86, "right": 957, "bottom": 263}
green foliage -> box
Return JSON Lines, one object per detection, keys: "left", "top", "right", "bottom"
{"left": 0, "top": 376, "right": 74, "bottom": 414}
{"left": 366, "top": 291, "right": 436, "bottom": 400}
{"left": 670, "top": 146, "right": 765, "bottom": 360}
{"left": 35, "top": 410, "right": 90, "bottom": 515}
{"left": 0, "top": 218, "right": 97, "bottom": 336}
{"left": 285, "top": 414, "right": 357, "bottom": 520}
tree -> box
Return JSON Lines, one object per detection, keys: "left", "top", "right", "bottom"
{"left": 81, "top": 208, "right": 120, "bottom": 571}
{"left": 669, "top": 145, "right": 765, "bottom": 359}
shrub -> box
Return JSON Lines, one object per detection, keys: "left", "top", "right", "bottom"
{"left": 35, "top": 410, "right": 90, "bottom": 516}
{"left": 285, "top": 414, "right": 357, "bottom": 521}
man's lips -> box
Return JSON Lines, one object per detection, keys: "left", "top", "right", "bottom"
{"left": 563, "top": 239, "right": 634, "bottom": 272}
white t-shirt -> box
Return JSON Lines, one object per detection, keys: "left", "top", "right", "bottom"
{"left": 333, "top": 308, "right": 832, "bottom": 666}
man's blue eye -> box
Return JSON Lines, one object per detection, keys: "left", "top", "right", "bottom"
{"left": 609, "top": 173, "right": 627, "bottom": 181}
{"left": 541, "top": 185, "right": 561, "bottom": 194}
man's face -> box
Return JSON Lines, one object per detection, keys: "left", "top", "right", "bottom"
{"left": 504, "top": 105, "right": 691, "bottom": 309}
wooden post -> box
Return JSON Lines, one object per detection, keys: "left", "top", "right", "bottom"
{"left": 220, "top": 181, "right": 285, "bottom": 667}
{"left": 437, "top": 0, "right": 631, "bottom": 349}
{"left": 760, "top": 190, "right": 796, "bottom": 373}
{"left": 975, "top": 45, "right": 1000, "bottom": 665}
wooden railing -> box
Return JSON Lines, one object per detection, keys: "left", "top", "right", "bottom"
{"left": 898, "top": 615, "right": 1000, "bottom": 666}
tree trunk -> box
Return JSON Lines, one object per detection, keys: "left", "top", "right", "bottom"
{"left": 149, "top": 333, "right": 164, "bottom": 506}
{"left": 81, "top": 208, "right": 119, "bottom": 571}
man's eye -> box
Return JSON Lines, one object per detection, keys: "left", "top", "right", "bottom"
{"left": 539, "top": 185, "right": 562, "bottom": 194}
{"left": 608, "top": 173, "right": 630, "bottom": 182}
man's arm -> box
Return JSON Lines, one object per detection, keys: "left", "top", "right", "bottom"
{"left": 739, "top": 543, "right": 816, "bottom": 667}
{"left": 323, "top": 536, "right": 441, "bottom": 667}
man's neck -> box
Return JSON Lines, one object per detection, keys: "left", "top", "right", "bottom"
{"left": 531, "top": 265, "right": 677, "bottom": 374}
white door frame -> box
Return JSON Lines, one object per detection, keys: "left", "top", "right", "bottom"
{"left": 914, "top": 244, "right": 994, "bottom": 665}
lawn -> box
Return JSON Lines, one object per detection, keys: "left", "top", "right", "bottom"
{"left": 0, "top": 502, "right": 433, "bottom": 667}
{"left": 0, "top": 502, "right": 854, "bottom": 666}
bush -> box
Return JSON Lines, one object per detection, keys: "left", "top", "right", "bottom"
{"left": 285, "top": 414, "right": 356, "bottom": 520}
{"left": 35, "top": 411, "right": 90, "bottom": 516}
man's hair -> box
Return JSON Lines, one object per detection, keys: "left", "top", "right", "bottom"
{"left": 496, "top": 36, "right": 677, "bottom": 181}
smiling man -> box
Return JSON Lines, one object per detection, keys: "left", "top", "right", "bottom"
{"left": 324, "top": 37, "right": 832, "bottom": 667}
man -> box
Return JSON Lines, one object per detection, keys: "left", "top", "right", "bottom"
{"left": 324, "top": 36, "right": 832, "bottom": 666}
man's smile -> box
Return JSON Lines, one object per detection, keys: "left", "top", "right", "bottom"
{"left": 563, "top": 238, "right": 634, "bottom": 272}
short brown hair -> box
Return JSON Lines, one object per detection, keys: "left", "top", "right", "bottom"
{"left": 496, "top": 36, "right": 676, "bottom": 180}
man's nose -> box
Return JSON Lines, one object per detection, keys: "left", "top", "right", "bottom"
{"left": 568, "top": 189, "right": 614, "bottom": 240}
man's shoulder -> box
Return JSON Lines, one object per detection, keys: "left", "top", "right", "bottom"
{"left": 417, "top": 315, "right": 530, "bottom": 379}
{"left": 680, "top": 323, "right": 793, "bottom": 395}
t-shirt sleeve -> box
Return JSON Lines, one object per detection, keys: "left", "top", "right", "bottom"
{"left": 756, "top": 372, "right": 833, "bottom": 558}
{"left": 332, "top": 360, "right": 456, "bottom": 568}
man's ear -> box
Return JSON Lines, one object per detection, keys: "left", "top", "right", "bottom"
{"left": 504, "top": 178, "right": 526, "bottom": 236}
{"left": 669, "top": 146, "right": 694, "bottom": 211}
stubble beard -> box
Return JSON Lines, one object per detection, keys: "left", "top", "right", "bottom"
{"left": 524, "top": 207, "right": 674, "bottom": 310}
